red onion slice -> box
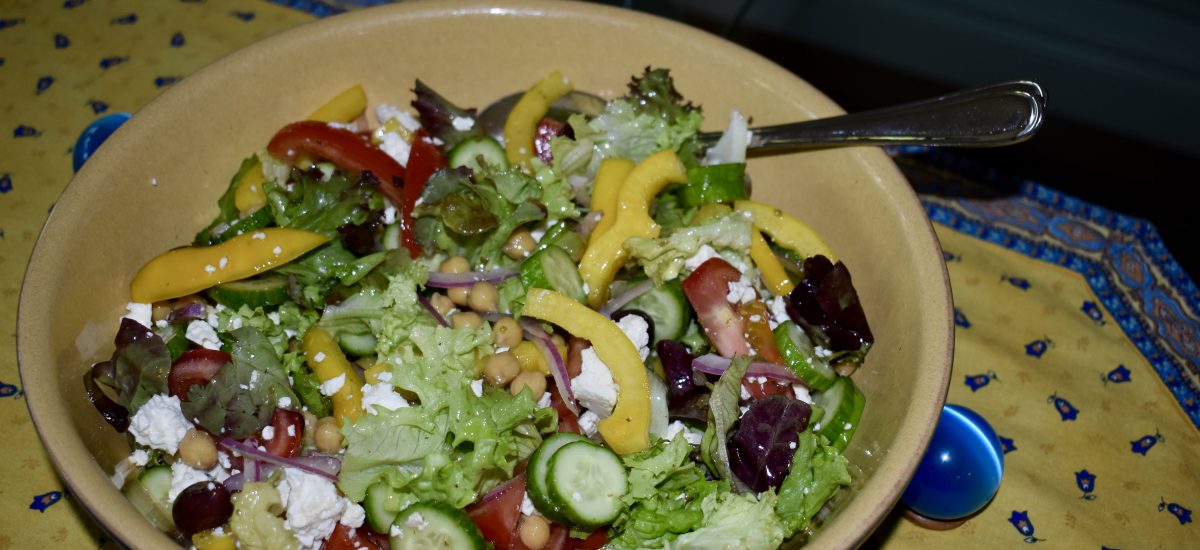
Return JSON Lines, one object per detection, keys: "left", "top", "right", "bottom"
{"left": 598, "top": 279, "right": 654, "bottom": 317}
{"left": 576, "top": 211, "right": 603, "bottom": 242}
{"left": 218, "top": 438, "right": 340, "bottom": 481}
{"left": 480, "top": 472, "right": 526, "bottom": 504}
{"left": 417, "top": 294, "right": 450, "bottom": 327}
{"left": 244, "top": 458, "right": 260, "bottom": 483}
{"left": 692, "top": 354, "right": 801, "bottom": 384}
{"left": 520, "top": 318, "right": 579, "bottom": 415}
{"left": 425, "top": 268, "right": 518, "bottom": 288}
{"left": 222, "top": 472, "right": 245, "bottom": 492}
{"left": 168, "top": 302, "right": 206, "bottom": 323}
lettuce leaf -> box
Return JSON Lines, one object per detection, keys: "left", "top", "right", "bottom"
{"left": 670, "top": 490, "right": 787, "bottom": 550}
{"left": 229, "top": 481, "right": 299, "bottom": 550}
{"left": 607, "top": 434, "right": 720, "bottom": 550}
{"left": 775, "top": 431, "right": 852, "bottom": 535}
{"left": 103, "top": 319, "right": 171, "bottom": 414}
{"left": 182, "top": 327, "right": 298, "bottom": 439}
{"left": 625, "top": 212, "right": 753, "bottom": 284}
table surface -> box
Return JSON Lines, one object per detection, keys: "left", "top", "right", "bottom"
{"left": 1, "top": 1, "right": 1197, "bottom": 548}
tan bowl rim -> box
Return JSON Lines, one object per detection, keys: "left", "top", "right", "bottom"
{"left": 18, "top": 1, "right": 953, "bottom": 547}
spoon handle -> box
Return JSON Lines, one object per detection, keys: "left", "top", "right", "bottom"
{"left": 707, "top": 81, "right": 1045, "bottom": 150}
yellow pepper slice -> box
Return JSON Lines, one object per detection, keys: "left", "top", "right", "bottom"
{"left": 504, "top": 71, "right": 573, "bottom": 168}
{"left": 513, "top": 340, "right": 550, "bottom": 374}
{"left": 588, "top": 158, "right": 635, "bottom": 243}
{"left": 306, "top": 84, "right": 367, "bottom": 123}
{"left": 579, "top": 150, "right": 687, "bottom": 306}
{"left": 689, "top": 202, "right": 731, "bottom": 224}
{"left": 192, "top": 529, "right": 236, "bottom": 550}
{"left": 523, "top": 288, "right": 650, "bottom": 455}
{"left": 233, "top": 160, "right": 268, "bottom": 213}
{"left": 749, "top": 230, "right": 795, "bottom": 295}
{"left": 734, "top": 199, "right": 835, "bottom": 262}
{"left": 130, "top": 228, "right": 329, "bottom": 303}
{"left": 302, "top": 327, "right": 364, "bottom": 426}
{"left": 363, "top": 362, "right": 391, "bottom": 384}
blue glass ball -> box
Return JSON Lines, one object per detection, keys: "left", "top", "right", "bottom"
{"left": 901, "top": 404, "right": 1004, "bottom": 520}
{"left": 73, "top": 112, "right": 132, "bottom": 172}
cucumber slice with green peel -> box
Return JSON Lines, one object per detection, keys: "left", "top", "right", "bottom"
{"left": 388, "top": 501, "right": 487, "bottom": 550}
{"left": 526, "top": 432, "right": 590, "bottom": 523}
{"left": 536, "top": 222, "right": 586, "bottom": 262}
{"left": 773, "top": 321, "right": 837, "bottom": 391}
{"left": 448, "top": 135, "right": 507, "bottom": 174}
{"left": 337, "top": 332, "right": 377, "bottom": 357}
{"left": 364, "top": 481, "right": 407, "bottom": 534}
{"left": 205, "top": 274, "right": 290, "bottom": 310}
{"left": 626, "top": 279, "right": 690, "bottom": 342}
{"left": 519, "top": 245, "right": 586, "bottom": 303}
{"left": 545, "top": 440, "right": 627, "bottom": 527}
{"left": 123, "top": 465, "right": 175, "bottom": 532}
{"left": 813, "top": 376, "right": 865, "bottom": 451}
{"left": 211, "top": 206, "right": 274, "bottom": 244}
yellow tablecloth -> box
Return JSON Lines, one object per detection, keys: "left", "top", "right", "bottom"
{"left": 1, "top": 1, "right": 1196, "bottom": 548}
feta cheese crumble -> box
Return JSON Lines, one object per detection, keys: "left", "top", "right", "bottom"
{"left": 185, "top": 319, "right": 221, "bottom": 350}
{"left": 684, "top": 245, "right": 722, "bottom": 272}
{"left": 361, "top": 381, "right": 410, "bottom": 414}
{"left": 520, "top": 492, "right": 536, "bottom": 516}
{"left": 536, "top": 391, "right": 552, "bottom": 409}
{"left": 319, "top": 373, "right": 345, "bottom": 397}
{"left": 470, "top": 379, "right": 484, "bottom": 397}
{"left": 571, "top": 348, "right": 619, "bottom": 417}
{"left": 278, "top": 468, "right": 346, "bottom": 549}
{"left": 615, "top": 313, "right": 651, "bottom": 361}
{"left": 168, "top": 461, "right": 211, "bottom": 503}
{"left": 726, "top": 276, "right": 757, "bottom": 304}
{"left": 767, "top": 295, "right": 790, "bottom": 329}
{"left": 578, "top": 410, "right": 600, "bottom": 437}
{"left": 451, "top": 116, "right": 475, "bottom": 131}
{"left": 121, "top": 302, "right": 153, "bottom": 328}
{"left": 665, "top": 421, "right": 704, "bottom": 446}
{"left": 128, "top": 394, "right": 191, "bottom": 454}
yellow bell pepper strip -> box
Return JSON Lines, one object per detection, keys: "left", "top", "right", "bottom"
{"left": 302, "top": 327, "right": 364, "bottom": 426}
{"left": 362, "top": 361, "right": 391, "bottom": 384}
{"left": 734, "top": 199, "right": 836, "bottom": 262}
{"left": 233, "top": 160, "right": 268, "bottom": 213}
{"left": 192, "top": 529, "right": 236, "bottom": 550}
{"left": 578, "top": 150, "right": 688, "bottom": 306}
{"left": 504, "top": 70, "right": 573, "bottom": 168}
{"left": 523, "top": 288, "right": 650, "bottom": 455}
{"left": 130, "top": 228, "right": 329, "bottom": 303}
{"left": 513, "top": 340, "right": 551, "bottom": 374}
{"left": 689, "top": 202, "right": 731, "bottom": 224}
{"left": 306, "top": 84, "right": 368, "bottom": 123}
{"left": 588, "top": 157, "right": 635, "bottom": 243}
{"left": 689, "top": 202, "right": 793, "bottom": 294}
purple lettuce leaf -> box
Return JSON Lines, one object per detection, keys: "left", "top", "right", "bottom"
{"left": 786, "top": 255, "right": 874, "bottom": 367}
{"left": 727, "top": 395, "right": 812, "bottom": 492}
{"left": 411, "top": 80, "right": 482, "bottom": 149}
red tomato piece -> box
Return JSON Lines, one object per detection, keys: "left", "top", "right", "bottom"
{"left": 401, "top": 130, "right": 447, "bottom": 256}
{"left": 262, "top": 408, "right": 304, "bottom": 458}
{"left": 681, "top": 258, "right": 752, "bottom": 358}
{"left": 466, "top": 473, "right": 526, "bottom": 549}
{"left": 168, "top": 348, "right": 231, "bottom": 401}
{"left": 322, "top": 523, "right": 385, "bottom": 550}
{"left": 742, "top": 378, "right": 795, "bottom": 400}
{"left": 266, "top": 121, "right": 416, "bottom": 254}
{"left": 740, "top": 300, "right": 784, "bottom": 365}
{"left": 550, "top": 385, "right": 581, "bottom": 435}
{"left": 569, "top": 529, "right": 609, "bottom": 549}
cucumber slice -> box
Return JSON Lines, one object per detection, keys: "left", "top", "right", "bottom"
{"left": 383, "top": 223, "right": 402, "bottom": 251}
{"left": 526, "top": 432, "right": 590, "bottom": 523}
{"left": 536, "top": 222, "right": 586, "bottom": 262}
{"left": 545, "top": 441, "right": 627, "bottom": 527}
{"left": 519, "top": 245, "right": 586, "bottom": 303}
{"left": 211, "top": 206, "right": 274, "bottom": 244}
{"left": 337, "top": 332, "right": 377, "bottom": 357}
{"left": 388, "top": 501, "right": 487, "bottom": 550}
{"left": 626, "top": 279, "right": 690, "bottom": 342}
{"left": 647, "top": 368, "right": 670, "bottom": 439}
{"left": 448, "top": 136, "right": 507, "bottom": 174}
{"left": 813, "top": 376, "right": 865, "bottom": 451}
{"left": 364, "top": 481, "right": 406, "bottom": 534}
{"left": 773, "top": 321, "right": 837, "bottom": 391}
{"left": 123, "top": 465, "right": 175, "bottom": 532}
{"left": 205, "top": 275, "right": 289, "bottom": 310}
{"left": 681, "top": 163, "right": 748, "bottom": 207}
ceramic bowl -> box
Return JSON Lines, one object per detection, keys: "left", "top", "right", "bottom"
{"left": 18, "top": 1, "right": 952, "bottom": 547}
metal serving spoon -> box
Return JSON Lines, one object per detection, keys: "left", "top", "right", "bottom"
{"left": 478, "top": 80, "right": 1045, "bottom": 151}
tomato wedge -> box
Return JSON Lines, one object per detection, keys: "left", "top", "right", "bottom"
{"left": 740, "top": 300, "right": 784, "bottom": 365}
{"left": 681, "top": 258, "right": 751, "bottom": 358}
{"left": 467, "top": 473, "right": 526, "bottom": 549}
{"left": 323, "top": 523, "right": 385, "bottom": 550}
{"left": 262, "top": 408, "right": 304, "bottom": 458}
{"left": 400, "top": 130, "right": 446, "bottom": 256}
{"left": 266, "top": 121, "right": 417, "bottom": 255}
{"left": 569, "top": 529, "right": 609, "bottom": 549}
{"left": 742, "top": 377, "right": 795, "bottom": 400}
{"left": 168, "top": 348, "right": 231, "bottom": 401}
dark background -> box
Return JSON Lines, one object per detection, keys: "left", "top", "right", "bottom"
{"left": 589, "top": 0, "right": 1199, "bottom": 279}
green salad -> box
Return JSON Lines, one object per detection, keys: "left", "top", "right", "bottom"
{"left": 87, "top": 68, "right": 874, "bottom": 550}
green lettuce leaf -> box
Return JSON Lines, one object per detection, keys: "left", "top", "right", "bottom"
{"left": 702, "top": 356, "right": 750, "bottom": 492}
{"left": 228, "top": 481, "right": 299, "bottom": 550}
{"left": 670, "top": 490, "right": 788, "bottom": 550}
{"left": 193, "top": 156, "right": 255, "bottom": 246}
{"left": 264, "top": 167, "right": 381, "bottom": 238}
{"left": 103, "top": 319, "right": 171, "bottom": 414}
{"left": 338, "top": 405, "right": 450, "bottom": 501}
{"left": 775, "top": 430, "right": 852, "bottom": 535}
{"left": 625, "top": 212, "right": 753, "bottom": 284}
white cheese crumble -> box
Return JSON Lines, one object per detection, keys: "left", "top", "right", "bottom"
{"left": 262, "top": 426, "right": 275, "bottom": 441}
{"left": 792, "top": 385, "right": 813, "bottom": 404}
{"left": 536, "top": 391, "right": 552, "bottom": 409}
{"left": 578, "top": 410, "right": 601, "bottom": 437}
{"left": 520, "top": 492, "right": 536, "bottom": 516}
{"left": 339, "top": 501, "right": 366, "bottom": 528}
{"left": 313, "top": 352, "right": 326, "bottom": 363}
{"left": 278, "top": 396, "right": 292, "bottom": 408}
{"left": 218, "top": 256, "right": 228, "bottom": 270}
{"left": 684, "top": 245, "right": 722, "bottom": 273}
{"left": 375, "top": 104, "right": 421, "bottom": 132}
{"left": 168, "top": 461, "right": 211, "bottom": 503}
{"left": 815, "top": 346, "right": 833, "bottom": 358}
{"left": 252, "top": 231, "right": 267, "bottom": 240}
{"left": 382, "top": 200, "right": 398, "bottom": 225}
{"left": 615, "top": 313, "right": 651, "bottom": 361}
{"left": 571, "top": 348, "right": 619, "bottom": 417}
{"left": 361, "top": 381, "right": 410, "bottom": 414}
{"left": 278, "top": 468, "right": 346, "bottom": 549}
{"left": 185, "top": 319, "right": 222, "bottom": 350}
{"left": 128, "top": 394, "right": 191, "bottom": 454}
{"left": 470, "top": 379, "right": 484, "bottom": 398}
{"left": 740, "top": 384, "right": 752, "bottom": 402}
{"left": 451, "top": 116, "right": 475, "bottom": 131}
{"left": 726, "top": 276, "right": 757, "bottom": 304}
{"left": 326, "top": 121, "right": 359, "bottom": 132}
{"left": 273, "top": 245, "right": 283, "bottom": 256}
{"left": 405, "top": 511, "right": 429, "bottom": 530}
{"left": 319, "top": 373, "right": 345, "bottom": 397}
{"left": 121, "top": 302, "right": 153, "bottom": 328}
{"left": 767, "top": 295, "right": 790, "bottom": 329}
{"left": 665, "top": 421, "right": 705, "bottom": 446}
{"left": 129, "top": 449, "right": 150, "bottom": 466}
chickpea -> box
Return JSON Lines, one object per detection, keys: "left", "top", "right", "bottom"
{"left": 179, "top": 429, "right": 217, "bottom": 470}
{"left": 440, "top": 256, "right": 471, "bottom": 274}
{"left": 151, "top": 302, "right": 172, "bottom": 323}
{"left": 483, "top": 352, "right": 521, "bottom": 386}
{"left": 452, "top": 311, "right": 483, "bottom": 330}
{"left": 301, "top": 411, "right": 319, "bottom": 447}
{"left": 518, "top": 515, "right": 551, "bottom": 549}
{"left": 314, "top": 416, "right": 344, "bottom": 453}
{"left": 509, "top": 371, "right": 547, "bottom": 397}
{"left": 447, "top": 286, "right": 471, "bottom": 307}
{"left": 468, "top": 281, "right": 498, "bottom": 313}
{"left": 492, "top": 317, "right": 523, "bottom": 349}
{"left": 503, "top": 227, "right": 538, "bottom": 259}
{"left": 429, "top": 292, "right": 455, "bottom": 317}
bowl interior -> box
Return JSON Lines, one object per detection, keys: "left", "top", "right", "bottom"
{"left": 18, "top": 1, "right": 951, "bottom": 547}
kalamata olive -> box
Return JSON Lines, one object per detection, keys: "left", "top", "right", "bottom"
{"left": 172, "top": 481, "right": 233, "bottom": 539}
